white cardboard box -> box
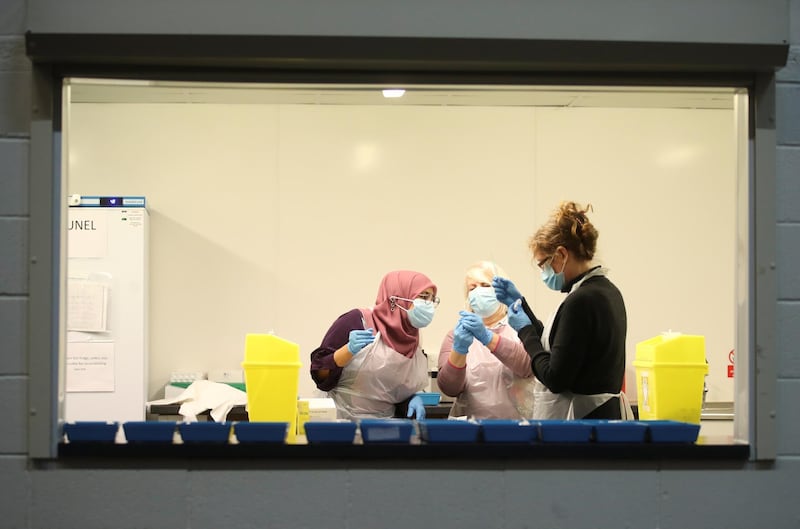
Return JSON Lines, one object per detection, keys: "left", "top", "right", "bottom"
{"left": 297, "top": 397, "right": 337, "bottom": 435}
{"left": 300, "top": 397, "right": 337, "bottom": 420}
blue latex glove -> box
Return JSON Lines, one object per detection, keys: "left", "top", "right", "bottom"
{"left": 458, "top": 310, "right": 494, "bottom": 346}
{"left": 407, "top": 395, "right": 426, "bottom": 420}
{"left": 492, "top": 276, "right": 522, "bottom": 307}
{"left": 452, "top": 322, "right": 473, "bottom": 354}
{"left": 508, "top": 299, "right": 533, "bottom": 332}
{"left": 347, "top": 328, "right": 375, "bottom": 354}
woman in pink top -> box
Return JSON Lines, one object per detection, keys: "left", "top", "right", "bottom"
{"left": 437, "top": 261, "right": 535, "bottom": 419}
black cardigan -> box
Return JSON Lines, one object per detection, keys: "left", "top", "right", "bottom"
{"left": 517, "top": 272, "right": 627, "bottom": 396}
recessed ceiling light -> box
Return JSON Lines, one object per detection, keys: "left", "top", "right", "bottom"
{"left": 382, "top": 89, "right": 406, "bottom": 98}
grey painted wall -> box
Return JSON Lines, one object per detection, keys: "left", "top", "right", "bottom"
{"left": 2, "top": 1, "right": 800, "bottom": 528}
{"left": 23, "top": 0, "right": 790, "bottom": 44}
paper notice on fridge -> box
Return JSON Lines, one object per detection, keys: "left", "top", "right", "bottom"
{"left": 67, "top": 280, "right": 108, "bottom": 332}
{"left": 68, "top": 208, "right": 108, "bottom": 258}
{"left": 66, "top": 341, "right": 115, "bottom": 392}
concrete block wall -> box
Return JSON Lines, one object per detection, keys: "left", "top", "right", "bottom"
{"left": 0, "top": 3, "right": 31, "bottom": 529}
{"left": 1, "top": 1, "right": 799, "bottom": 527}
{"left": 776, "top": 22, "right": 800, "bottom": 459}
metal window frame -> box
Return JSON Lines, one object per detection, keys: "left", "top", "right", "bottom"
{"left": 26, "top": 34, "right": 782, "bottom": 460}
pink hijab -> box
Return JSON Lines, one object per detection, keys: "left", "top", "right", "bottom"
{"left": 363, "top": 270, "right": 437, "bottom": 358}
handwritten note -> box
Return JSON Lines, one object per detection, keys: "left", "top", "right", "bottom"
{"left": 67, "top": 280, "right": 109, "bottom": 332}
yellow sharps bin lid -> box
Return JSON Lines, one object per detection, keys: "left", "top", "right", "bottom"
{"left": 634, "top": 333, "right": 708, "bottom": 366}
{"left": 243, "top": 333, "right": 301, "bottom": 365}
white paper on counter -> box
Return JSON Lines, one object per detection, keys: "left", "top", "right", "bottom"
{"left": 146, "top": 380, "right": 247, "bottom": 422}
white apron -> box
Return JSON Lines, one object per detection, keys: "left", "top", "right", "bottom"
{"left": 532, "top": 267, "right": 634, "bottom": 420}
{"left": 328, "top": 331, "right": 428, "bottom": 420}
{"left": 448, "top": 320, "right": 535, "bottom": 420}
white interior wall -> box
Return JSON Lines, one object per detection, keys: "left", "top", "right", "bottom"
{"left": 66, "top": 99, "right": 736, "bottom": 404}
{"left": 533, "top": 107, "right": 736, "bottom": 400}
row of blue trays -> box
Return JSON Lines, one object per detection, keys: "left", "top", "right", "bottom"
{"left": 305, "top": 419, "right": 700, "bottom": 445}
{"left": 62, "top": 419, "right": 701, "bottom": 445}
{"left": 62, "top": 421, "right": 289, "bottom": 444}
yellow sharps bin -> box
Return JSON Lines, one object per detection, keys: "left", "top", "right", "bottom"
{"left": 633, "top": 333, "right": 708, "bottom": 424}
{"left": 241, "top": 334, "right": 302, "bottom": 443}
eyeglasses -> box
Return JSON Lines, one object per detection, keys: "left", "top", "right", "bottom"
{"left": 536, "top": 255, "right": 554, "bottom": 271}
{"left": 391, "top": 294, "right": 441, "bottom": 308}
{"left": 417, "top": 293, "right": 441, "bottom": 307}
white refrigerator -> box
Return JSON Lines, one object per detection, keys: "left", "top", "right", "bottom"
{"left": 65, "top": 196, "right": 149, "bottom": 422}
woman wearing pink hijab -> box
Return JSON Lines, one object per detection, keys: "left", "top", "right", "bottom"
{"left": 310, "top": 270, "right": 439, "bottom": 420}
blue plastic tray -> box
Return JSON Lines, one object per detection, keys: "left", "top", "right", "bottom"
{"left": 537, "top": 420, "right": 593, "bottom": 443}
{"left": 304, "top": 421, "right": 357, "bottom": 444}
{"left": 123, "top": 421, "right": 176, "bottom": 443}
{"left": 644, "top": 420, "right": 701, "bottom": 443}
{"left": 63, "top": 421, "right": 119, "bottom": 443}
{"left": 233, "top": 422, "right": 288, "bottom": 444}
{"left": 418, "top": 419, "right": 481, "bottom": 443}
{"left": 416, "top": 392, "right": 441, "bottom": 406}
{"left": 178, "top": 422, "right": 232, "bottom": 444}
{"left": 359, "top": 419, "right": 413, "bottom": 444}
{"left": 589, "top": 420, "right": 649, "bottom": 443}
{"left": 479, "top": 420, "right": 537, "bottom": 443}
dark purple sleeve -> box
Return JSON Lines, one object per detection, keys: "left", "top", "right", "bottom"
{"left": 309, "top": 309, "right": 365, "bottom": 391}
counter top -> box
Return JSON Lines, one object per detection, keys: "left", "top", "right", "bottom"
{"left": 63, "top": 401, "right": 749, "bottom": 464}
{"left": 700, "top": 401, "right": 734, "bottom": 420}
{"left": 147, "top": 402, "right": 454, "bottom": 420}
{"left": 57, "top": 435, "right": 748, "bottom": 464}
{"left": 148, "top": 402, "right": 735, "bottom": 423}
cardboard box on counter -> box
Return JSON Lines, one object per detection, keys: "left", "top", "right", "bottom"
{"left": 297, "top": 398, "right": 337, "bottom": 435}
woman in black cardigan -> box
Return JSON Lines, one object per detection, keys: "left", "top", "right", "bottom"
{"left": 492, "top": 201, "right": 633, "bottom": 420}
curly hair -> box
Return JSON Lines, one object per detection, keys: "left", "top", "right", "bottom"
{"left": 528, "top": 201, "right": 598, "bottom": 262}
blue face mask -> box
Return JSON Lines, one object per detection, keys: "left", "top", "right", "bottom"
{"left": 541, "top": 261, "right": 565, "bottom": 291}
{"left": 468, "top": 286, "right": 500, "bottom": 318}
{"left": 392, "top": 296, "right": 436, "bottom": 328}
{"left": 407, "top": 299, "right": 435, "bottom": 328}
